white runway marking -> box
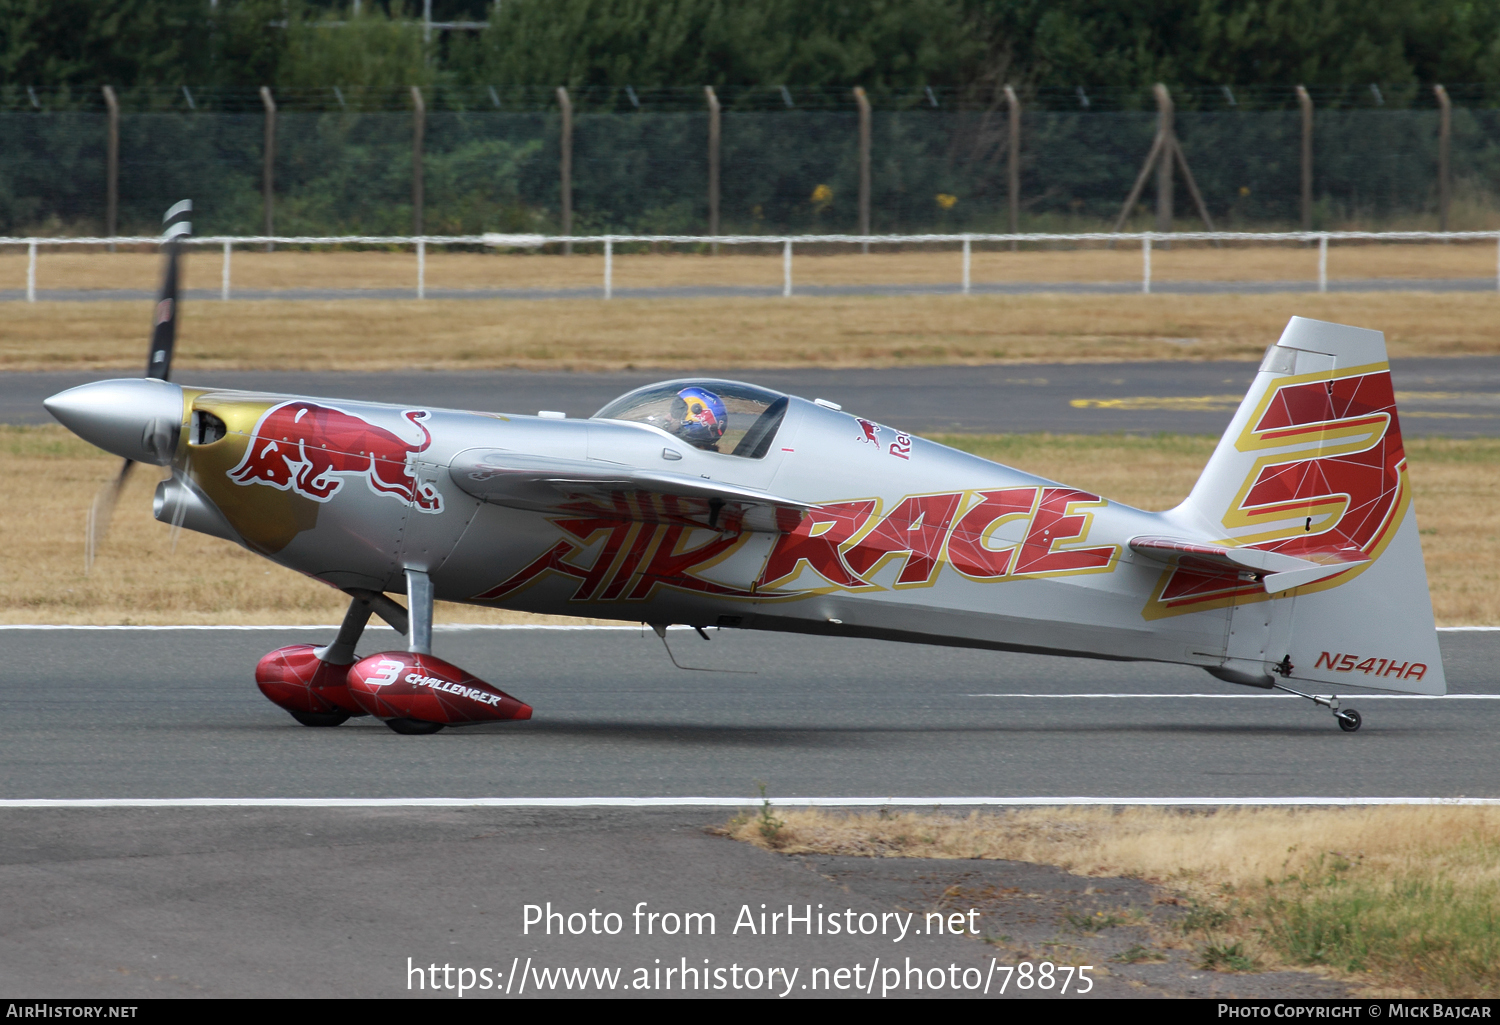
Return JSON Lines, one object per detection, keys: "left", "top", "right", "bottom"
{"left": 0, "top": 624, "right": 645, "bottom": 633}
{"left": 4, "top": 796, "right": 1500, "bottom": 808}
{"left": 966, "top": 693, "right": 1499, "bottom": 699}
{"left": 0, "top": 624, "right": 648, "bottom": 631}
{"left": 0, "top": 625, "right": 1491, "bottom": 632}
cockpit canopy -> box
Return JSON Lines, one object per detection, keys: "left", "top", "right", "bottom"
{"left": 593, "top": 379, "right": 789, "bottom": 458}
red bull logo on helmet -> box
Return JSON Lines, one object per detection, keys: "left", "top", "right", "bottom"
{"left": 227, "top": 401, "right": 443, "bottom": 513}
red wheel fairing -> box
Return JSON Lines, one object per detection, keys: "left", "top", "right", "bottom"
{"left": 255, "top": 643, "right": 365, "bottom": 716}
{"left": 346, "top": 652, "right": 533, "bottom": 726}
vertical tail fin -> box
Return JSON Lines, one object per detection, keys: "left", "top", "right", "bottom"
{"left": 1161, "top": 316, "right": 1444, "bottom": 695}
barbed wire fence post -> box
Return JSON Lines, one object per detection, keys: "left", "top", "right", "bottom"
{"left": 1436, "top": 84, "right": 1452, "bottom": 233}
{"left": 1155, "top": 84, "right": 1174, "bottom": 239}
{"left": 1005, "top": 85, "right": 1020, "bottom": 251}
{"left": 557, "top": 86, "right": 573, "bottom": 256}
{"left": 260, "top": 86, "right": 276, "bottom": 253}
{"left": 855, "top": 87, "right": 871, "bottom": 253}
{"left": 1297, "top": 85, "right": 1314, "bottom": 232}
{"left": 102, "top": 86, "right": 118, "bottom": 252}
{"left": 705, "top": 86, "right": 720, "bottom": 255}
{"left": 412, "top": 86, "right": 425, "bottom": 238}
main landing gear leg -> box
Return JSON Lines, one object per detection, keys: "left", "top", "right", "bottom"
{"left": 342, "top": 569, "right": 532, "bottom": 735}
{"left": 1274, "top": 683, "right": 1362, "bottom": 732}
{"left": 286, "top": 595, "right": 377, "bottom": 726}
{"left": 381, "top": 568, "right": 444, "bottom": 736}
{"left": 257, "top": 592, "right": 391, "bottom": 727}
{"left": 315, "top": 594, "right": 376, "bottom": 667}
{"left": 406, "top": 567, "right": 433, "bottom": 656}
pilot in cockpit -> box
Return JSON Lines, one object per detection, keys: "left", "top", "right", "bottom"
{"left": 668, "top": 386, "right": 728, "bottom": 451}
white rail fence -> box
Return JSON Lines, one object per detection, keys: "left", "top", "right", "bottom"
{"left": 5, "top": 230, "right": 1500, "bottom": 303}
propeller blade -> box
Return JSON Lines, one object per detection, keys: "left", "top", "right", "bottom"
{"left": 86, "top": 199, "right": 190, "bottom": 570}
{"left": 85, "top": 459, "right": 134, "bottom": 575}
{"left": 149, "top": 200, "right": 191, "bottom": 382}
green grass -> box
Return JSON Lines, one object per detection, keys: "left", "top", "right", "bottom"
{"left": 1064, "top": 909, "right": 1128, "bottom": 932}
{"left": 1259, "top": 852, "right": 1500, "bottom": 995}
{"left": 1198, "top": 942, "right": 1258, "bottom": 972}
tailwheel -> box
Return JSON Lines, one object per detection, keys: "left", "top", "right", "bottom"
{"left": 289, "top": 709, "right": 350, "bottom": 727}
{"left": 385, "top": 718, "right": 445, "bottom": 735}
{"left": 1273, "top": 682, "right": 1364, "bottom": 733}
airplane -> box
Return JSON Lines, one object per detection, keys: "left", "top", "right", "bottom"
{"left": 43, "top": 208, "right": 1445, "bottom": 734}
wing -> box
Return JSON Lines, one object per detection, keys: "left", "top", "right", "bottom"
{"left": 449, "top": 449, "right": 812, "bottom": 533}
{"left": 1128, "top": 535, "right": 1369, "bottom": 593}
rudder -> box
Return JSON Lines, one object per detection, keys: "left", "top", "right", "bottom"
{"left": 1160, "top": 316, "right": 1444, "bottom": 695}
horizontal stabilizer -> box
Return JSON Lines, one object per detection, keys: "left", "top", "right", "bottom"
{"left": 1129, "top": 535, "right": 1368, "bottom": 594}
{"left": 449, "top": 449, "right": 811, "bottom": 533}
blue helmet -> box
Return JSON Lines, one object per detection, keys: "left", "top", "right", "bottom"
{"left": 671, "top": 386, "right": 727, "bottom": 449}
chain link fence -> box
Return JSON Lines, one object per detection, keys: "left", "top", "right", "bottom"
{"left": 2, "top": 103, "right": 1497, "bottom": 237}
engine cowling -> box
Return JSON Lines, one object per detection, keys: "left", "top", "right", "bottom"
{"left": 255, "top": 643, "right": 365, "bottom": 716}
{"left": 346, "top": 652, "right": 533, "bottom": 726}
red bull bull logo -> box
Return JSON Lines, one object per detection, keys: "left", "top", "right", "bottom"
{"left": 227, "top": 401, "right": 443, "bottom": 513}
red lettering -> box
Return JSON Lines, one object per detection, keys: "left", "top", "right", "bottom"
{"left": 625, "top": 526, "right": 749, "bottom": 600}
{"left": 1012, "top": 488, "right": 1117, "bottom": 576}
{"left": 555, "top": 517, "right": 637, "bottom": 601}
{"left": 843, "top": 493, "right": 964, "bottom": 587}
{"left": 1311, "top": 654, "right": 1423, "bottom": 679}
{"left": 758, "top": 500, "right": 877, "bottom": 589}
{"left": 597, "top": 523, "right": 658, "bottom": 600}
{"left": 471, "top": 539, "right": 585, "bottom": 601}
{"left": 1243, "top": 372, "right": 1403, "bottom": 562}
{"left": 947, "top": 488, "right": 1038, "bottom": 580}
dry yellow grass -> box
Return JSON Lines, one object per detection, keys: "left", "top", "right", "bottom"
{"left": 5, "top": 242, "right": 1500, "bottom": 294}
{"left": 3, "top": 427, "right": 1492, "bottom": 625}
{"left": 6, "top": 291, "right": 1500, "bottom": 372}
{"left": 723, "top": 805, "right": 1500, "bottom": 996}
{"left": 0, "top": 426, "right": 605, "bottom": 626}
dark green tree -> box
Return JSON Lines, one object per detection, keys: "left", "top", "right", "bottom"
{"left": 0, "top": 0, "right": 209, "bottom": 93}
{"left": 455, "top": 0, "right": 989, "bottom": 96}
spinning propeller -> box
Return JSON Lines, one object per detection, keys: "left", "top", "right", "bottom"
{"left": 82, "top": 200, "right": 191, "bottom": 573}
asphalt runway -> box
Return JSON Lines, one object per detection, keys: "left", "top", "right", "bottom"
{"left": 0, "top": 805, "right": 1352, "bottom": 999}
{"left": 4, "top": 628, "right": 1485, "bottom": 998}
{"left": 10, "top": 356, "right": 1500, "bottom": 436}
{"left": 3, "top": 275, "right": 1498, "bottom": 303}
{"left": 3, "top": 627, "right": 1496, "bottom": 801}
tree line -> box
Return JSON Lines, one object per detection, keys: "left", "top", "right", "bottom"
{"left": 2, "top": 0, "right": 1498, "bottom": 108}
